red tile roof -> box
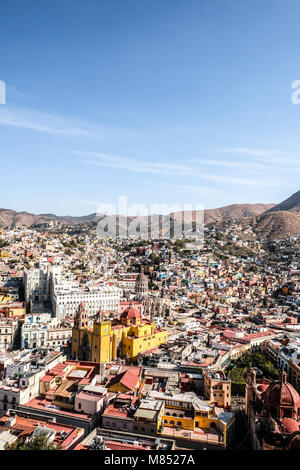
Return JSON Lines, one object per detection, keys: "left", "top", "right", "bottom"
{"left": 106, "top": 369, "right": 139, "bottom": 391}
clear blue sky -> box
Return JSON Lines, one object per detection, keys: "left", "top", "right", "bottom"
{"left": 1, "top": 0, "right": 300, "bottom": 216}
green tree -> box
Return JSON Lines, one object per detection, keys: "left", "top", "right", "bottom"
{"left": 8, "top": 434, "right": 61, "bottom": 450}
{"left": 0, "top": 238, "right": 9, "bottom": 248}
{"left": 227, "top": 351, "right": 279, "bottom": 389}
{"left": 174, "top": 239, "right": 186, "bottom": 249}
{"left": 149, "top": 253, "right": 161, "bottom": 265}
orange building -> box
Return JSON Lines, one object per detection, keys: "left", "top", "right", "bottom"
{"left": 203, "top": 369, "right": 231, "bottom": 409}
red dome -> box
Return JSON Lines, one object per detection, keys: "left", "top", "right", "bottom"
{"left": 281, "top": 418, "right": 300, "bottom": 434}
{"left": 264, "top": 372, "right": 300, "bottom": 418}
{"left": 120, "top": 306, "right": 141, "bottom": 321}
{"left": 265, "top": 381, "right": 300, "bottom": 407}
{"left": 257, "top": 384, "right": 268, "bottom": 393}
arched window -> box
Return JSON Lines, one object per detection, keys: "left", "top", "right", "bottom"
{"left": 170, "top": 420, "right": 175, "bottom": 425}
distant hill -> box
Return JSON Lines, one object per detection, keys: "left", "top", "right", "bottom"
{"left": 0, "top": 209, "right": 105, "bottom": 227}
{"left": 0, "top": 209, "right": 44, "bottom": 227}
{"left": 203, "top": 203, "right": 275, "bottom": 224}
{"left": 217, "top": 208, "right": 300, "bottom": 241}
{"left": 3, "top": 201, "right": 300, "bottom": 240}
{"left": 265, "top": 190, "right": 300, "bottom": 213}
{"left": 242, "top": 211, "right": 300, "bottom": 240}
{"left": 241, "top": 190, "right": 300, "bottom": 239}
{"left": 250, "top": 211, "right": 300, "bottom": 240}
{"left": 169, "top": 203, "right": 275, "bottom": 228}
{"left": 38, "top": 213, "right": 103, "bottom": 224}
{"left": 0, "top": 203, "right": 275, "bottom": 229}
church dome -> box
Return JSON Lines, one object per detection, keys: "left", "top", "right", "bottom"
{"left": 137, "top": 270, "right": 147, "bottom": 280}
{"left": 135, "top": 267, "right": 148, "bottom": 298}
{"left": 120, "top": 305, "right": 141, "bottom": 322}
{"left": 257, "top": 384, "right": 268, "bottom": 393}
{"left": 136, "top": 272, "right": 148, "bottom": 285}
{"left": 264, "top": 371, "right": 300, "bottom": 418}
{"left": 281, "top": 418, "right": 300, "bottom": 434}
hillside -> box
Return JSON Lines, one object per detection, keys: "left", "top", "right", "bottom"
{"left": 265, "top": 190, "right": 300, "bottom": 213}
{"left": 0, "top": 203, "right": 276, "bottom": 229}
{"left": 250, "top": 211, "right": 300, "bottom": 240}
{"left": 204, "top": 203, "right": 275, "bottom": 225}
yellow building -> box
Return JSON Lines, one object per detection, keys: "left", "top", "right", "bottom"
{"left": 0, "top": 301, "right": 26, "bottom": 318}
{"left": 71, "top": 303, "right": 168, "bottom": 363}
{"left": 148, "top": 390, "right": 235, "bottom": 445}
{"left": 203, "top": 369, "right": 231, "bottom": 409}
{"left": 159, "top": 393, "right": 219, "bottom": 431}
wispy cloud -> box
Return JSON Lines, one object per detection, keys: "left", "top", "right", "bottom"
{"left": 204, "top": 173, "right": 284, "bottom": 187}
{"left": 75, "top": 150, "right": 285, "bottom": 187}
{"left": 220, "top": 146, "right": 300, "bottom": 165}
{"left": 0, "top": 106, "right": 100, "bottom": 137}
{"left": 0, "top": 106, "right": 135, "bottom": 140}
{"left": 198, "top": 158, "right": 265, "bottom": 169}
{"left": 221, "top": 147, "right": 279, "bottom": 158}
{"left": 142, "top": 180, "right": 226, "bottom": 196}
{"left": 74, "top": 150, "right": 195, "bottom": 176}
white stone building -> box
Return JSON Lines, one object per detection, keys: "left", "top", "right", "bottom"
{"left": 0, "top": 368, "right": 45, "bottom": 417}
{"left": 52, "top": 285, "right": 120, "bottom": 318}
{"left": 47, "top": 327, "right": 72, "bottom": 348}
{"left": 23, "top": 263, "right": 62, "bottom": 306}
{"left": 0, "top": 320, "right": 18, "bottom": 350}
{"left": 22, "top": 323, "right": 48, "bottom": 349}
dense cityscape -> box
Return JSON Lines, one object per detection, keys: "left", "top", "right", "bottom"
{"left": 0, "top": 197, "right": 299, "bottom": 452}
{"left": 2, "top": 0, "right": 300, "bottom": 459}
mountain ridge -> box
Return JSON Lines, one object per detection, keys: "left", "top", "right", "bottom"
{"left": 0, "top": 203, "right": 275, "bottom": 228}
{"left": 265, "top": 189, "right": 300, "bottom": 214}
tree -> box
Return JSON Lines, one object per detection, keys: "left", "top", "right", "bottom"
{"left": 227, "top": 351, "right": 279, "bottom": 389}
{"left": 149, "top": 253, "right": 161, "bottom": 265}
{"left": 174, "top": 239, "right": 186, "bottom": 249}
{"left": 8, "top": 434, "right": 61, "bottom": 450}
{"left": 0, "top": 238, "right": 9, "bottom": 248}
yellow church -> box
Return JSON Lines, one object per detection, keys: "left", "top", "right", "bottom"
{"left": 71, "top": 303, "right": 168, "bottom": 363}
